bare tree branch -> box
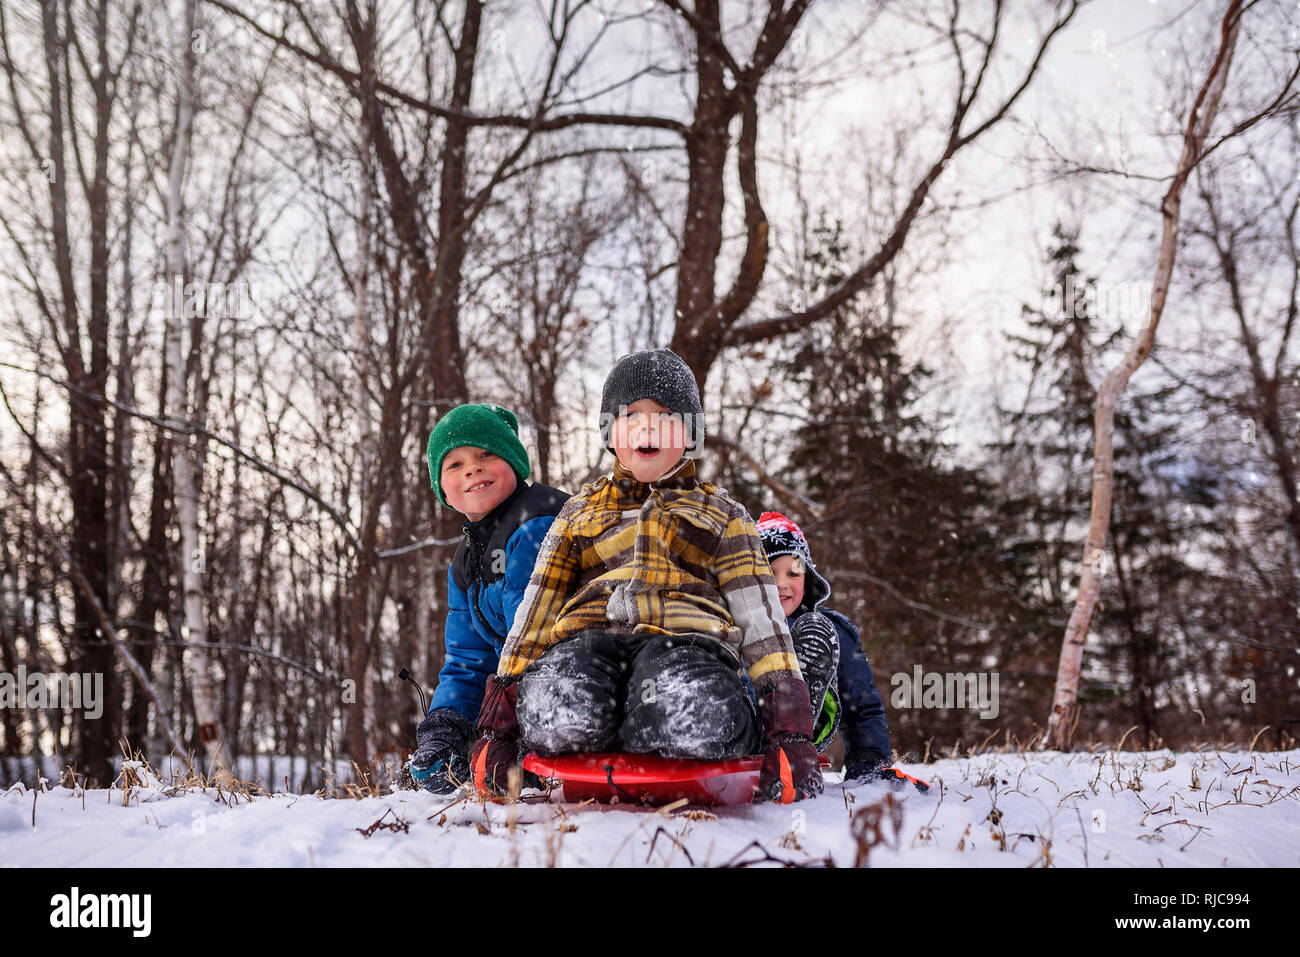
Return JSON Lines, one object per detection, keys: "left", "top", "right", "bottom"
{"left": 203, "top": 0, "right": 689, "bottom": 134}
{"left": 1045, "top": 0, "right": 1246, "bottom": 751}
{"left": 725, "top": 0, "right": 1080, "bottom": 348}
{"left": 0, "top": 361, "right": 361, "bottom": 552}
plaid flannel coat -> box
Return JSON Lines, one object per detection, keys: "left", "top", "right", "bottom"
{"left": 497, "top": 456, "right": 802, "bottom": 688}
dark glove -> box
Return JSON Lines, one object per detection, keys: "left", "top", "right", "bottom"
{"left": 875, "top": 767, "right": 930, "bottom": 793}
{"left": 844, "top": 748, "right": 890, "bottom": 782}
{"left": 754, "top": 676, "right": 824, "bottom": 804}
{"left": 468, "top": 674, "right": 521, "bottom": 796}
{"left": 845, "top": 751, "right": 930, "bottom": 793}
{"left": 410, "top": 707, "right": 473, "bottom": 794}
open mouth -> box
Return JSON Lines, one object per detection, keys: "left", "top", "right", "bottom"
{"left": 636, "top": 444, "right": 660, "bottom": 458}
{"left": 465, "top": 479, "right": 494, "bottom": 494}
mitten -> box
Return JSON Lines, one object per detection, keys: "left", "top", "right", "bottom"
{"left": 753, "top": 675, "right": 824, "bottom": 804}
{"left": 872, "top": 766, "right": 930, "bottom": 793}
{"left": 843, "top": 748, "right": 890, "bottom": 782}
{"left": 469, "top": 674, "right": 521, "bottom": 796}
{"left": 845, "top": 750, "right": 930, "bottom": 793}
{"left": 410, "top": 707, "right": 473, "bottom": 794}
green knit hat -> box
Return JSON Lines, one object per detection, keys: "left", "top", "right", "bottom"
{"left": 426, "top": 404, "right": 531, "bottom": 507}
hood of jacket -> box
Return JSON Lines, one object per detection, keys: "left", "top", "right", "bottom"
{"left": 756, "top": 510, "right": 831, "bottom": 613}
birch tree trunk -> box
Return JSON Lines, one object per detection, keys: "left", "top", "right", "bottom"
{"left": 1044, "top": 0, "right": 1244, "bottom": 751}
{"left": 164, "top": 0, "right": 230, "bottom": 775}
{"left": 352, "top": 116, "right": 376, "bottom": 760}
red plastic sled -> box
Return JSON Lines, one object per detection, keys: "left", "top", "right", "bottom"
{"left": 521, "top": 752, "right": 832, "bottom": 807}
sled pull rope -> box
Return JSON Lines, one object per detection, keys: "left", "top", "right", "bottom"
{"left": 603, "top": 763, "right": 642, "bottom": 803}
{"left": 398, "top": 667, "right": 428, "bottom": 715}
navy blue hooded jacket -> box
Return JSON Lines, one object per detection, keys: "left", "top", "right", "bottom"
{"left": 783, "top": 551, "right": 891, "bottom": 764}
{"left": 790, "top": 605, "right": 891, "bottom": 762}
{"left": 429, "top": 481, "right": 569, "bottom": 723}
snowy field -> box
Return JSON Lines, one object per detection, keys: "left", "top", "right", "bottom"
{"left": 3, "top": 749, "right": 1298, "bottom": 868}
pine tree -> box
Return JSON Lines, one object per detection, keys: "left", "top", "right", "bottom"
{"left": 776, "top": 216, "right": 1043, "bottom": 750}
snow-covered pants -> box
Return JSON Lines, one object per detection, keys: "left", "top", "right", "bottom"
{"left": 516, "top": 630, "right": 762, "bottom": 759}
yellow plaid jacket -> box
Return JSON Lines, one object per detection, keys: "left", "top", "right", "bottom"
{"left": 497, "top": 456, "right": 802, "bottom": 687}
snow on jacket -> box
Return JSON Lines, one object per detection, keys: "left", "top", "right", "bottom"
{"left": 497, "top": 456, "right": 801, "bottom": 689}
{"left": 430, "top": 480, "right": 569, "bottom": 722}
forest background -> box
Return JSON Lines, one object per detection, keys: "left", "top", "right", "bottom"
{"left": 1, "top": 0, "right": 1297, "bottom": 788}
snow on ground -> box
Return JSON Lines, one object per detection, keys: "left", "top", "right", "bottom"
{"left": 3, "top": 749, "right": 1298, "bottom": 867}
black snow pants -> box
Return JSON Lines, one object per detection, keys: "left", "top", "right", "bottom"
{"left": 516, "top": 630, "right": 763, "bottom": 760}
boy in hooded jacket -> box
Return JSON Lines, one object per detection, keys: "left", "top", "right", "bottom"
{"left": 408, "top": 404, "right": 569, "bottom": 793}
{"left": 756, "top": 511, "right": 892, "bottom": 778}
{"left": 469, "top": 349, "right": 823, "bottom": 803}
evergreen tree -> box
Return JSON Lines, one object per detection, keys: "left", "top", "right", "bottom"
{"left": 993, "top": 224, "right": 1211, "bottom": 743}
{"left": 774, "top": 215, "right": 1046, "bottom": 752}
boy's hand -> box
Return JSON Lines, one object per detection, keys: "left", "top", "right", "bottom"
{"left": 410, "top": 708, "right": 473, "bottom": 794}
{"left": 469, "top": 734, "right": 519, "bottom": 795}
{"left": 858, "top": 764, "right": 931, "bottom": 793}
{"left": 756, "top": 734, "right": 822, "bottom": 803}
{"left": 845, "top": 751, "right": 930, "bottom": 792}
{"left": 410, "top": 753, "right": 470, "bottom": 794}
{"left": 843, "top": 748, "right": 890, "bottom": 782}
{"left": 753, "top": 676, "right": 824, "bottom": 803}
{"left": 470, "top": 675, "right": 522, "bottom": 796}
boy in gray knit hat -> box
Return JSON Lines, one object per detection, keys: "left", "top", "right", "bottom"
{"left": 597, "top": 348, "right": 707, "bottom": 456}
{"left": 469, "top": 348, "right": 824, "bottom": 803}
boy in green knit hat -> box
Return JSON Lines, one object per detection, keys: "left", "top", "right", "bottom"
{"left": 408, "top": 404, "right": 569, "bottom": 792}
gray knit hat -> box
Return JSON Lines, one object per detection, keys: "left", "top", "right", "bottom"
{"left": 599, "top": 348, "right": 706, "bottom": 453}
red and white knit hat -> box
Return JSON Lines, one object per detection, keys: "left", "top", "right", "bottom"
{"left": 756, "top": 511, "right": 831, "bottom": 612}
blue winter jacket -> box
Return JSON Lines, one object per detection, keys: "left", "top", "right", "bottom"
{"left": 772, "top": 538, "right": 892, "bottom": 761}
{"left": 790, "top": 605, "right": 892, "bottom": 762}
{"left": 430, "top": 481, "right": 569, "bottom": 723}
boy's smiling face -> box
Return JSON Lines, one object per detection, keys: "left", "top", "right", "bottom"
{"left": 770, "top": 554, "right": 806, "bottom": 616}
{"left": 611, "top": 398, "right": 687, "bottom": 483}
{"left": 441, "top": 446, "right": 518, "bottom": 522}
